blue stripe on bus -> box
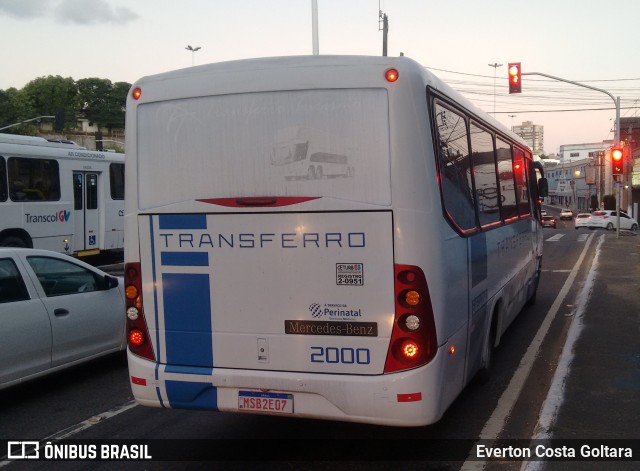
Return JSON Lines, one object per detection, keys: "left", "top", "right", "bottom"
{"left": 162, "top": 273, "right": 213, "bottom": 368}
{"left": 158, "top": 214, "right": 207, "bottom": 230}
{"left": 165, "top": 380, "right": 218, "bottom": 410}
{"left": 161, "top": 251, "right": 209, "bottom": 267}
{"left": 149, "top": 216, "right": 164, "bottom": 407}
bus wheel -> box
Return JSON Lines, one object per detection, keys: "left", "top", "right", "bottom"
{"left": 0, "top": 235, "right": 28, "bottom": 248}
{"left": 477, "top": 312, "right": 498, "bottom": 383}
{"left": 307, "top": 166, "right": 316, "bottom": 180}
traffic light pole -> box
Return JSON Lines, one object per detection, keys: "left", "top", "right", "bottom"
{"left": 522, "top": 71, "right": 621, "bottom": 238}
{"left": 0, "top": 115, "right": 55, "bottom": 131}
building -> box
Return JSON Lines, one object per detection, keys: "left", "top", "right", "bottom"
{"left": 543, "top": 137, "right": 639, "bottom": 217}
{"left": 620, "top": 117, "right": 640, "bottom": 218}
{"left": 558, "top": 142, "right": 610, "bottom": 162}
{"left": 512, "top": 121, "right": 544, "bottom": 155}
{"left": 542, "top": 157, "right": 593, "bottom": 212}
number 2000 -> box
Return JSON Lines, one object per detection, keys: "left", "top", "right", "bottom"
{"left": 310, "top": 346, "right": 370, "bottom": 364}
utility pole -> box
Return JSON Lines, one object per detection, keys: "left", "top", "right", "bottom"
{"left": 379, "top": 11, "right": 388, "bottom": 56}
{"left": 311, "top": 0, "right": 319, "bottom": 55}
{"left": 488, "top": 63, "right": 503, "bottom": 116}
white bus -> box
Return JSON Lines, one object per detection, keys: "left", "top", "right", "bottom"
{"left": 124, "top": 56, "right": 548, "bottom": 426}
{"left": 0, "top": 134, "right": 125, "bottom": 256}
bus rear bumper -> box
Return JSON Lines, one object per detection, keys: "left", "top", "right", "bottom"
{"left": 127, "top": 327, "right": 467, "bottom": 427}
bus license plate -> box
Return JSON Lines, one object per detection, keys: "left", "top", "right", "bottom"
{"left": 238, "top": 391, "right": 294, "bottom": 414}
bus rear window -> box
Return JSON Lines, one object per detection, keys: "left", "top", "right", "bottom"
{"left": 136, "top": 89, "right": 391, "bottom": 209}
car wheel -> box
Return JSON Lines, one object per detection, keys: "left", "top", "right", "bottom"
{"left": 631, "top": 223, "right": 638, "bottom": 232}
{"left": 606, "top": 223, "right": 614, "bottom": 231}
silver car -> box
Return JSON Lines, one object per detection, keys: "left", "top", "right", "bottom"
{"left": 0, "top": 248, "right": 125, "bottom": 390}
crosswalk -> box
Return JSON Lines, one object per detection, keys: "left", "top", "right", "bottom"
{"left": 545, "top": 233, "right": 590, "bottom": 242}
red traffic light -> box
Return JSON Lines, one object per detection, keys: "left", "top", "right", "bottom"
{"left": 508, "top": 63, "right": 522, "bottom": 94}
{"left": 611, "top": 147, "right": 623, "bottom": 176}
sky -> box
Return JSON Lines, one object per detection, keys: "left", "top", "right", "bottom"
{"left": 1, "top": 0, "right": 639, "bottom": 154}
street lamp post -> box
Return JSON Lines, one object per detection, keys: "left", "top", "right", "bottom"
{"left": 488, "top": 63, "right": 503, "bottom": 116}
{"left": 508, "top": 114, "right": 517, "bottom": 131}
{"left": 572, "top": 168, "right": 581, "bottom": 213}
{"left": 185, "top": 45, "right": 201, "bottom": 66}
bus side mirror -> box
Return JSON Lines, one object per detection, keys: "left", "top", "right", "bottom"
{"left": 538, "top": 178, "right": 549, "bottom": 198}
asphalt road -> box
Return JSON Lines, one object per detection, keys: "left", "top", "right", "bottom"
{"left": 2, "top": 222, "right": 631, "bottom": 470}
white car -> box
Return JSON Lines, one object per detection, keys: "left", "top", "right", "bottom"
{"left": 559, "top": 209, "right": 573, "bottom": 220}
{"left": 574, "top": 213, "right": 593, "bottom": 229}
{"left": 589, "top": 210, "right": 639, "bottom": 231}
{"left": 0, "top": 248, "right": 125, "bottom": 390}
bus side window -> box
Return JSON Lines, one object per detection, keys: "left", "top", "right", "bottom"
{"left": 433, "top": 102, "right": 477, "bottom": 231}
{"left": 470, "top": 123, "right": 500, "bottom": 227}
{"left": 8, "top": 157, "right": 60, "bottom": 202}
{"left": 496, "top": 138, "right": 518, "bottom": 221}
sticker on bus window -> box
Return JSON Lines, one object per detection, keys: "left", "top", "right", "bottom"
{"left": 336, "top": 263, "right": 363, "bottom": 286}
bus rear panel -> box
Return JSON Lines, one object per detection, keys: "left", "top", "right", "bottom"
{"left": 125, "top": 56, "right": 541, "bottom": 426}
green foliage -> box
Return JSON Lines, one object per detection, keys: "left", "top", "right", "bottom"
{"left": 22, "top": 76, "right": 79, "bottom": 130}
{"left": 0, "top": 87, "right": 38, "bottom": 134}
{"left": 1, "top": 75, "right": 130, "bottom": 132}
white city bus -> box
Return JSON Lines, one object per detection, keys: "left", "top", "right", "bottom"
{"left": 124, "top": 56, "right": 547, "bottom": 426}
{"left": 0, "top": 134, "right": 125, "bottom": 256}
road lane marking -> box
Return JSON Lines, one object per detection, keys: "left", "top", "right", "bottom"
{"left": 545, "top": 234, "right": 564, "bottom": 242}
{"left": 461, "top": 232, "right": 596, "bottom": 470}
{"left": 520, "top": 233, "right": 604, "bottom": 471}
{"left": 0, "top": 400, "right": 137, "bottom": 468}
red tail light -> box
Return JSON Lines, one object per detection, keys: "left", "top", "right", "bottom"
{"left": 384, "top": 264, "right": 437, "bottom": 373}
{"left": 125, "top": 262, "right": 155, "bottom": 361}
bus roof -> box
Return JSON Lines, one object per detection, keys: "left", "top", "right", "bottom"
{"left": 130, "top": 55, "right": 529, "bottom": 151}
{"left": 0, "top": 133, "right": 124, "bottom": 162}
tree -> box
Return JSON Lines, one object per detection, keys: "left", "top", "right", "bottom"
{"left": 0, "top": 87, "right": 36, "bottom": 133}
{"left": 22, "top": 76, "right": 79, "bottom": 131}
{"left": 77, "top": 78, "right": 130, "bottom": 132}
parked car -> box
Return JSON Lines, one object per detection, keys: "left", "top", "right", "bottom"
{"left": 541, "top": 215, "right": 556, "bottom": 228}
{"left": 559, "top": 209, "right": 573, "bottom": 220}
{"left": 0, "top": 248, "right": 125, "bottom": 390}
{"left": 574, "top": 213, "right": 593, "bottom": 229}
{"left": 589, "top": 210, "right": 639, "bottom": 231}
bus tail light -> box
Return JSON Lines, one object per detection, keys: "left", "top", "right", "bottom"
{"left": 384, "top": 264, "right": 437, "bottom": 373}
{"left": 124, "top": 262, "right": 155, "bottom": 361}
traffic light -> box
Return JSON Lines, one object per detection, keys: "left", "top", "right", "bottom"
{"left": 611, "top": 146, "right": 623, "bottom": 176}
{"left": 54, "top": 109, "right": 65, "bottom": 132}
{"left": 508, "top": 63, "right": 522, "bottom": 94}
